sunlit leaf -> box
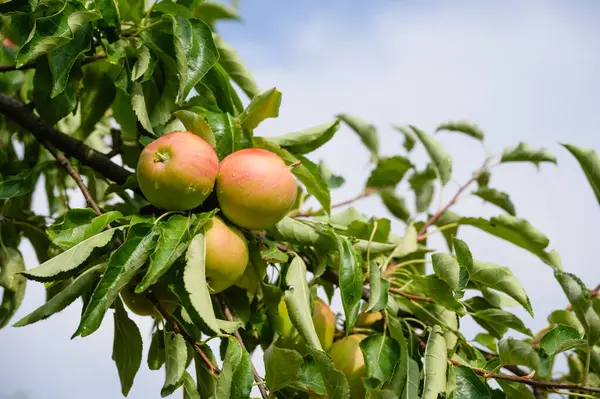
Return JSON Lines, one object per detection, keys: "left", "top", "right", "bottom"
{"left": 500, "top": 142, "right": 557, "bottom": 166}
{"left": 410, "top": 125, "right": 452, "bottom": 186}
{"left": 393, "top": 125, "right": 416, "bottom": 152}
{"left": 215, "top": 336, "right": 253, "bottom": 399}
{"left": 562, "top": 144, "right": 600, "bottom": 206}
{"left": 472, "top": 187, "right": 516, "bottom": 216}
{"left": 422, "top": 325, "right": 447, "bottom": 399}
{"left": 269, "top": 119, "right": 340, "bottom": 154}
{"left": 360, "top": 334, "right": 401, "bottom": 385}
{"left": 174, "top": 109, "right": 216, "bottom": 147}
{"left": 47, "top": 209, "right": 122, "bottom": 249}
{"left": 436, "top": 120, "right": 484, "bottom": 141}
{"left": 161, "top": 328, "right": 189, "bottom": 397}
{"left": 472, "top": 309, "right": 533, "bottom": 338}
{"left": 453, "top": 366, "right": 492, "bottom": 398}
{"left": 238, "top": 87, "right": 282, "bottom": 130}
{"left": 497, "top": 338, "right": 541, "bottom": 371}
{"left": 335, "top": 235, "right": 363, "bottom": 333}
{"left": 213, "top": 34, "right": 259, "bottom": 98}
{"left": 367, "top": 156, "right": 413, "bottom": 188}
{"left": 0, "top": 248, "right": 26, "bottom": 328}
{"left": 264, "top": 345, "right": 303, "bottom": 392}
{"left": 337, "top": 114, "right": 379, "bottom": 162}
{"left": 539, "top": 324, "right": 586, "bottom": 356}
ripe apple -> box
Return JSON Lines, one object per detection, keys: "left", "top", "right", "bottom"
{"left": 137, "top": 131, "right": 219, "bottom": 211}
{"left": 313, "top": 297, "right": 336, "bottom": 351}
{"left": 216, "top": 148, "right": 297, "bottom": 230}
{"left": 204, "top": 216, "right": 249, "bottom": 293}
{"left": 328, "top": 334, "right": 367, "bottom": 398}
{"left": 121, "top": 282, "right": 178, "bottom": 317}
{"left": 355, "top": 310, "right": 383, "bottom": 329}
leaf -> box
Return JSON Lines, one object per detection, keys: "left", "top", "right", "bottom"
{"left": 472, "top": 309, "right": 533, "bottom": 338}
{"left": 0, "top": 248, "right": 26, "bottom": 328}
{"left": 47, "top": 23, "right": 91, "bottom": 97}
{"left": 367, "top": 156, "right": 413, "bottom": 188}
{"left": 78, "top": 62, "right": 116, "bottom": 136}
{"left": 495, "top": 380, "right": 535, "bottom": 399}
{"left": 148, "top": 327, "right": 166, "bottom": 371}
{"left": 169, "top": 15, "right": 219, "bottom": 104}
{"left": 13, "top": 263, "right": 105, "bottom": 327}
{"left": 238, "top": 87, "right": 282, "bottom": 130}
{"left": 410, "top": 125, "right": 452, "bottom": 186}
{"left": 379, "top": 188, "right": 410, "bottom": 222}
{"left": 360, "top": 334, "right": 401, "bottom": 385}
{"left": 264, "top": 345, "right": 303, "bottom": 392}
{"left": 500, "top": 142, "right": 557, "bottom": 166}
{"left": 319, "top": 161, "right": 345, "bottom": 189}
{"left": 22, "top": 228, "right": 119, "bottom": 282}
{"left": 432, "top": 253, "right": 469, "bottom": 293}
{"left": 268, "top": 217, "right": 334, "bottom": 249}
{"left": 269, "top": 119, "right": 340, "bottom": 154}
{"left": 453, "top": 366, "right": 491, "bottom": 398}
{"left": 75, "top": 227, "right": 158, "bottom": 337}
{"left": 213, "top": 34, "right": 259, "bottom": 98}
{"left": 422, "top": 325, "right": 447, "bottom": 399}
{"left": 306, "top": 346, "right": 351, "bottom": 399}
{"left": 562, "top": 144, "right": 600, "bottom": 206}
{"left": 131, "top": 81, "right": 154, "bottom": 134}
{"left": 408, "top": 163, "right": 437, "bottom": 212}
{"left": 131, "top": 43, "right": 151, "bottom": 81}
{"left": 411, "top": 275, "right": 465, "bottom": 315}
{"left": 548, "top": 310, "right": 584, "bottom": 334}
{"left": 260, "top": 246, "right": 289, "bottom": 263}
{"left": 203, "top": 110, "right": 244, "bottom": 159}
{"left": 194, "top": 347, "right": 218, "bottom": 398}
{"left": 498, "top": 338, "right": 541, "bottom": 371}
{"left": 161, "top": 328, "right": 189, "bottom": 397}
{"left": 112, "top": 299, "right": 143, "bottom": 397}
{"left": 0, "top": 162, "right": 47, "bottom": 199}
{"left": 335, "top": 235, "right": 363, "bottom": 334}
{"left": 182, "top": 372, "right": 200, "bottom": 399}
{"left": 389, "top": 224, "right": 418, "bottom": 259}
{"left": 284, "top": 255, "right": 323, "bottom": 350}
{"left": 174, "top": 110, "right": 216, "bottom": 147}
{"left": 393, "top": 125, "right": 416, "bottom": 152}
{"left": 367, "top": 389, "right": 396, "bottom": 399}
{"left": 436, "top": 120, "right": 485, "bottom": 141}
{"left": 402, "top": 357, "right": 420, "bottom": 399}
{"left": 472, "top": 187, "right": 516, "bottom": 216}
{"left": 182, "top": 232, "right": 220, "bottom": 334}
{"left": 468, "top": 260, "right": 532, "bottom": 315}
{"left": 337, "top": 113, "right": 379, "bottom": 162}
{"left": 539, "top": 325, "right": 585, "bottom": 356}
{"left": 136, "top": 215, "right": 193, "bottom": 293}
{"left": 48, "top": 210, "right": 122, "bottom": 249}
{"left": 554, "top": 270, "right": 600, "bottom": 345}
{"left": 215, "top": 337, "right": 253, "bottom": 399}
{"left": 33, "top": 55, "right": 79, "bottom": 125}
{"left": 192, "top": 1, "right": 241, "bottom": 26}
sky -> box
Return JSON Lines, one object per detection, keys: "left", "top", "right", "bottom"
{"left": 2, "top": 1, "right": 600, "bottom": 398}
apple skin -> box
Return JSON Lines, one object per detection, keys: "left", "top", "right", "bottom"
{"left": 355, "top": 310, "right": 383, "bottom": 329}
{"left": 313, "top": 297, "right": 336, "bottom": 351}
{"left": 204, "top": 216, "right": 249, "bottom": 294}
{"left": 328, "top": 334, "right": 368, "bottom": 399}
{"left": 216, "top": 148, "right": 297, "bottom": 230}
{"left": 272, "top": 296, "right": 295, "bottom": 338}
{"left": 137, "top": 131, "right": 219, "bottom": 211}
{"left": 121, "top": 282, "right": 178, "bottom": 317}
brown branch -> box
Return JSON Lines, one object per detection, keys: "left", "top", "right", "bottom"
{"left": 290, "top": 188, "right": 376, "bottom": 218}
{"left": 389, "top": 287, "right": 434, "bottom": 303}
{"left": 149, "top": 295, "right": 220, "bottom": 377}
{"left": 0, "top": 53, "right": 107, "bottom": 73}
{"left": 0, "top": 94, "right": 132, "bottom": 184}
{"left": 221, "top": 297, "right": 269, "bottom": 399}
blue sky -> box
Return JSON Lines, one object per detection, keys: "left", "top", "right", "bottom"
{"left": 2, "top": 1, "right": 600, "bottom": 398}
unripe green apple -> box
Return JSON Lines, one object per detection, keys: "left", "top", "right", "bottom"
{"left": 216, "top": 148, "right": 297, "bottom": 230}
{"left": 313, "top": 297, "right": 335, "bottom": 351}
{"left": 355, "top": 310, "right": 383, "bottom": 329}
{"left": 328, "top": 334, "right": 367, "bottom": 398}
{"left": 204, "top": 216, "right": 249, "bottom": 294}
{"left": 137, "top": 131, "right": 219, "bottom": 211}
{"left": 121, "top": 282, "right": 178, "bottom": 317}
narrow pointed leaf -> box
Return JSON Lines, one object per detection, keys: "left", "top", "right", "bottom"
{"left": 0, "top": 248, "right": 26, "bottom": 328}
{"left": 131, "top": 82, "right": 153, "bottom": 134}
{"left": 436, "top": 120, "right": 484, "bottom": 141}
{"left": 112, "top": 299, "right": 143, "bottom": 397}
{"left": 401, "top": 357, "right": 420, "bottom": 399}
{"left": 213, "top": 34, "right": 259, "bottom": 98}
{"left": 422, "top": 325, "right": 448, "bottom": 399}
{"left": 498, "top": 338, "right": 541, "bottom": 371}
{"left": 336, "top": 236, "right": 363, "bottom": 334}
{"left": 359, "top": 334, "right": 401, "bottom": 384}
{"left": 215, "top": 337, "right": 253, "bottom": 399}
{"left": 268, "top": 119, "right": 340, "bottom": 154}
{"left": 472, "top": 309, "right": 533, "bottom": 338}
{"left": 410, "top": 125, "right": 452, "bottom": 186}
{"left": 432, "top": 253, "right": 468, "bottom": 293}
{"left": 500, "top": 142, "right": 557, "bottom": 166}
{"left": 264, "top": 345, "right": 303, "bottom": 392}
{"left": 148, "top": 327, "right": 166, "bottom": 371}
{"left": 411, "top": 275, "right": 465, "bottom": 315}
{"left": 307, "top": 346, "right": 350, "bottom": 399}
{"left": 48, "top": 210, "right": 122, "bottom": 249}
{"left": 472, "top": 187, "right": 516, "bottom": 215}
{"left": 161, "top": 329, "right": 189, "bottom": 397}
{"left": 182, "top": 371, "right": 200, "bottom": 399}
{"left": 562, "top": 144, "right": 600, "bottom": 206}
{"left": 238, "top": 87, "right": 282, "bottom": 130}
{"left": 379, "top": 188, "right": 410, "bottom": 222}
{"left": 268, "top": 217, "right": 334, "bottom": 249}
{"left": 337, "top": 114, "right": 379, "bottom": 162}
{"left": 495, "top": 380, "right": 535, "bottom": 399}
{"left": 539, "top": 325, "right": 586, "bottom": 356}
{"left": 453, "top": 366, "right": 492, "bottom": 398}
{"left": 174, "top": 110, "right": 216, "bottom": 147}
{"left": 393, "top": 125, "right": 416, "bottom": 152}
{"left": 367, "top": 156, "right": 413, "bottom": 188}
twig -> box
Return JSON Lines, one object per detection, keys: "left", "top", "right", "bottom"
{"left": 0, "top": 94, "right": 132, "bottom": 184}
{"left": 388, "top": 287, "right": 434, "bottom": 303}
{"left": 417, "top": 158, "right": 493, "bottom": 240}
{"left": 149, "top": 295, "right": 220, "bottom": 377}
{"left": 221, "top": 297, "right": 269, "bottom": 399}
{"left": 290, "top": 188, "right": 376, "bottom": 218}
{"left": 0, "top": 53, "right": 107, "bottom": 73}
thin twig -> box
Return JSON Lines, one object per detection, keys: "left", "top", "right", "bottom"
{"left": 290, "top": 187, "right": 376, "bottom": 218}
{"left": 388, "top": 287, "right": 434, "bottom": 303}
{"left": 221, "top": 297, "right": 269, "bottom": 399}
{"left": 0, "top": 53, "right": 107, "bottom": 73}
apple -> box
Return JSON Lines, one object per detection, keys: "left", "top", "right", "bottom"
{"left": 328, "top": 334, "right": 367, "bottom": 398}
{"left": 121, "top": 282, "right": 178, "bottom": 317}
{"left": 204, "top": 216, "right": 249, "bottom": 293}
{"left": 313, "top": 297, "right": 336, "bottom": 351}
{"left": 355, "top": 310, "right": 383, "bottom": 329}
{"left": 271, "top": 296, "right": 295, "bottom": 338}
{"left": 216, "top": 148, "right": 297, "bottom": 230}
{"left": 137, "top": 131, "right": 219, "bottom": 211}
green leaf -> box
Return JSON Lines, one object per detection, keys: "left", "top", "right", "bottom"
{"left": 562, "top": 144, "right": 600, "bottom": 206}
{"left": 366, "top": 389, "right": 396, "bottom": 399}
{"left": 539, "top": 324, "right": 585, "bottom": 356}
{"left": 422, "top": 325, "right": 448, "bottom": 399}
{"left": 131, "top": 81, "right": 154, "bottom": 134}
{"left": 411, "top": 275, "right": 465, "bottom": 315}
{"left": 498, "top": 338, "right": 541, "bottom": 371}
{"left": 468, "top": 260, "right": 532, "bottom": 315}
{"left": 148, "top": 327, "right": 166, "bottom": 371}
{"left": 75, "top": 227, "right": 158, "bottom": 337}
{"left": 78, "top": 64, "right": 116, "bottom": 137}
{"left": 238, "top": 87, "right": 282, "bottom": 130}
{"left": 289, "top": 358, "right": 326, "bottom": 395}
{"left": 174, "top": 110, "right": 216, "bottom": 147}
{"left": 453, "top": 366, "right": 491, "bottom": 398}
{"left": 284, "top": 255, "right": 323, "bottom": 350}
{"left": 264, "top": 345, "right": 303, "bottom": 392}
{"left": 16, "top": 2, "right": 100, "bottom": 67}
{"left": 500, "top": 142, "right": 557, "bottom": 166}
{"left": 170, "top": 15, "right": 219, "bottom": 104}
{"left": 131, "top": 43, "right": 151, "bottom": 81}
{"left": 181, "top": 371, "right": 200, "bottom": 399}
{"left": 554, "top": 270, "right": 600, "bottom": 345}
{"left": 474, "top": 333, "right": 497, "bottom": 353}
{"left": 336, "top": 235, "right": 363, "bottom": 333}
{"left": 136, "top": 215, "right": 193, "bottom": 293}
{"left": 367, "top": 156, "right": 413, "bottom": 188}
{"left": 202, "top": 110, "right": 243, "bottom": 159}
{"left": 260, "top": 246, "right": 289, "bottom": 264}
{"left": 13, "top": 263, "right": 105, "bottom": 327}
{"left": 389, "top": 224, "right": 419, "bottom": 259}
{"left": 48, "top": 210, "right": 122, "bottom": 249}
{"left": 379, "top": 188, "right": 410, "bottom": 222}
{"left": 319, "top": 161, "right": 345, "bottom": 189}
{"left": 118, "top": 0, "right": 144, "bottom": 23}
{"left": 213, "top": 34, "right": 259, "bottom": 98}
{"left": 402, "top": 357, "right": 420, "bottom": 399}
{"left": 472, "top": 187, "right": 516, "bottom": 216}
{"left": 182, "top": 232, "right": 220, "bottom": 334}
{"left": 269, "top": 119, "right": 340, "bottom": 154}
{"left": 268, "top": 217, "right": 334, "bottom": 249}
{"left": 161, "top": 328, "right": 189, "bottom": 397}
{"left": 22, "top": 228, "right": 119, "bottom": 282}
{"left": 0, "top": 162, "right": 47, "bottom": 199}
{"left": 360, "top": 334, "right": 401, "bottom": 385}
{"left": 337, "top": 113, "right": 379, "bottom": 162}
{"left": 306, "top": 346, "right": 351, "bottom": 399}
{"left": 408, "top": 163, "right": 437, "bottom": 212}
{"left": 34, "top": 55, "right": 79, "bottom": 125}
{"left": 495, "top": 380, "right": 535, "bottom": 399}
{"left": 393, "top": 125, "right": 416, "bottom": 152}
{"left": 432, "top": 253, "right": 469, "bottom": 293}
{"left": 194, "top": 346, "right": 218, "bottom": 398}
{"left": 192, "top": 1, "right": 241, "bottom": 26}
{"left": 112, "top": 298, "right": 143, "bottom": 397}
{"left": 436, "top": 120, "right": 485, "bottom": 141}
{"left": 47, "top": 23, "right": 91, "bottom": 97}
{"left": 215, "top": 337, "right": 253, "bottom": 399}
{"left": 410, "top": 125, "right": 452, "bottom": 186}
{"left": 0, "top": 248, "right": 26, "bottom": 328}
{"left": 471, "top": 309, "right": 533, "bottom": 338}
{"left": 548, "top": 310, "right": 584, "bottom": 334}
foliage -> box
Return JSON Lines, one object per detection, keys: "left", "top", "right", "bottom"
{"left": 1, "top": 1, "right": 600, "bottom": 398}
